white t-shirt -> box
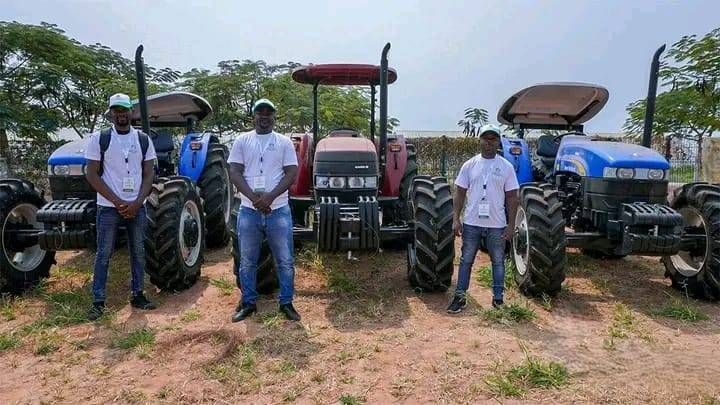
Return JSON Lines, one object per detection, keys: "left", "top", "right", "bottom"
{"left": 85, "top": 127, "right": 157, "bottom": 208}
{"left": 455, "top": 155, "right": 519, "bottom": 228}
{"left": 228, "top": 130, "right": 298, "bottom": 210}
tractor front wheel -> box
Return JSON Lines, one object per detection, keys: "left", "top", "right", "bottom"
{"left": 199, "top": 143, "right": 233, "bottom": 249}
{"left": 407, "top": 176, "right": 454, "bottom": 292}
{"left": 663, "top": 183, "right": 720, "bottom": 300}
{"left": 229, "top": 196, "right": 278, "bottom": 295}
{"left": 511, "top": 183, "right": 566, "bottom": 296}
{"left": 0, "top": 179, "right": 54, "bottom": 292}
{"left": 145, "top": 176, "right": 205, "bottom": 291}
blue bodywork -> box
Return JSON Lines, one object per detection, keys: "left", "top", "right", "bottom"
{"left": 553, "top": 135, "right": 670, "bottom": 178}
{"left": 178, "top": 132, "right": 213, "bottom": 182}
{"left": 48, "top": 138, "right": 90, "bottom": 166}
{"left": 500, "top": 137, "right": 533, "bottom": 184}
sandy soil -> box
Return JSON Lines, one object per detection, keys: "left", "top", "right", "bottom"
{"left": 1, "top": 240, "right": 720, "bottom": 404}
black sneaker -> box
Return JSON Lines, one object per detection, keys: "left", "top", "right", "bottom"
{"left": 130, "top": 292, "right": 157, "bottom": 310}
{"left": 87, "top": 302, "right": 105, "bottom": 321}
{"left": 279, "top": 303, "right": 301, "bottom": 321}
{"left": 446, "top": 295, "right": 467, "bottom": 314}
{"left": 492, "top": 298, "right": 504, "bottom": 308}
{"left": 232, "top": 303, "right": 257, "bottom": 322}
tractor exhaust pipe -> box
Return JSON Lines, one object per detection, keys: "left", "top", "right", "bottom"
{"left": 642, "top": 44, "right": 666, "bottom": 148}
{"left": 134, "top": 45, "right": 151, "bottom": 135}
{"left": 379, "top": 42, "right": 391, "bottom": 171}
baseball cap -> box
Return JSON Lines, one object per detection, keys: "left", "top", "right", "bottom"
{"left": 108, "top": 93, "right": 133, "bottom": 110}
{"left": 252, "top": 98, "right": 276, "bottom": 113}
{"left": 479, "top": 124, "right": 501, "bottom": 138}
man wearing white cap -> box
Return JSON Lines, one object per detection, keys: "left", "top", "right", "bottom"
{"left": 84, "top": 93, "right": 157, "bottom": 320}
{"left": 447, "top": 124, "right": 519, "bottom": 313}
{"left": 228, "top": 99, "right": 300, "bottom": 322}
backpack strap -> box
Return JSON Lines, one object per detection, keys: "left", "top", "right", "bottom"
{"left": 138, "top": 131, "right": 149, "bottom": 161}
{"left": 98, "top": 128, "right": 112, "bottom": 177}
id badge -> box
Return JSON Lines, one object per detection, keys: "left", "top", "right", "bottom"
{"left": 122, "top": 176, "right": 135, "bottom": 192}
{"left": 252, "top": 176, "right": 266, "bottom": 192}
{"left": 478, "top": 201, "right": 490, "bottom": 218}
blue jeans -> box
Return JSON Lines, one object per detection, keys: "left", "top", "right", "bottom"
{"left": 455, "top": 223, "right": 506, "bottom": 300}
{"left": 237, "top": 204, "right": 295, "bottom": 305}
{"left": 92, "top": 206, "right": 146, "bottom": 303}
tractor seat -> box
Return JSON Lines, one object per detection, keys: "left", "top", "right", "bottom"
{"left": 151, "top": 131, "right": 174, "bottom": 154}
{"left": 328, "top": 128, "right": 360, "bottom": 138}
{"left": 536, "top": 135, "right": 559, "bottom": 158}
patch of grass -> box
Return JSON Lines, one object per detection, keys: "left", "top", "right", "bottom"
{"left": 0, "top": 296, "right": 17, "bottom": 321}
{"left": 391, "top": 376, "right": 415, "bottom": 399}
{"left": 278, "top": 361, "right": 297, "bottom": 375}
{"left": 485, "top": 353, "right": 569, "bottom": 397}
{"left": 27, "top": 289, "right": 92, "bottom": 331}
{"left": 327, "top": 270, "right": 360, "bottom": 294}
{"left": 296, "top": 247, "right": 325, "bottom": 273}
{"left": 180, "top": 309, "right": 201, "bottom": 323}
{"left": 209, "top": 278, "right": 235, "bottom": 296}
{"left": 475, "top": 263, "right": 515, "bottom": 290}
{"left": 0, "top": 332, "right": 21, "bottom": 351}
{"left": 604, "top": 303, "right": 639, "bottom": 349}
{"left": 339, "top": 394, "right": 365, "bottom": 405}
{"left": 34, "top": 331, "right": 63, "bottom": 355}
{"left": 283, "top": 388, "right": 301, "bottom": 402}
{"left": 111, "top": 328, "right": 156, "bottom": 353}
{"left": 655, "top": 298, "right": 709, "bottom": 322}
{"left": 483, "top": 302, "right": 536, "bottom": 325}
{"left": 258, "top": 311, "right": 283, "bottom": 328}
{"left": 205, "top": 345, "right": 260, "bottom": 394}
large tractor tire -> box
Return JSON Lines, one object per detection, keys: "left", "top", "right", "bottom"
{"left": 229, "top": 196, "right": 278, "bottom": 295}
{"left": 198, "top": 143, "right": 233, "bottom": 249}
{"left": 0, "top": 179, "right": 54, "bottom": 292}
{"left": 145, "top": 176, "right": 204, "bottom": 291}
{"left": 511, "top": 183, "right": 566, "bottom": 296}
{"left": 407, "top": 176, "right": 455, "bottom": 292}
{"left": 662, "top": 183, "right": 720, "bottom": 300}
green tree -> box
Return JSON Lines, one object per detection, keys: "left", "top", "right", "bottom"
{"left": 624, "top": 27, "right": 720, "bottom": 167}
{"left": 457, "top": 107, "right": 489, "bottom": 137}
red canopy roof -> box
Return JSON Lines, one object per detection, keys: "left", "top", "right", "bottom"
{"left": 291, "top": 64, "right": 397, "bottom": 86}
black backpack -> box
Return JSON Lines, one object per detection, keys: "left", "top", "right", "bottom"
{"left": 98, "top": 128, "right": 150, "bottom": 176}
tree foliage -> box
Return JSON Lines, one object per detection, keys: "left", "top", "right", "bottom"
{"left": 457, "top": 107, "right": 489, "bottom": 137}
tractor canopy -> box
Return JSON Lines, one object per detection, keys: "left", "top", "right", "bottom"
{"left": 291, "top": 64, "right": 397, "bottom": 86}
{"left": 130, "top": 91, "right": 212, "bottom": 127}
{"left": 497, "top": 82, "right": 609, "bottom": 129}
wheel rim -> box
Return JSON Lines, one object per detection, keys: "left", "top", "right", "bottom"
{"left": 513, "top": 207, "right": 530, "bottom": 276}
{"left": 671, "top": 206, "right": 708, "bottom": 277}
{"left": 179, "top": 200, "right": 202, "bottom": 267}
{"left": 2, "top": 203, "right": 46, "bottom": 272}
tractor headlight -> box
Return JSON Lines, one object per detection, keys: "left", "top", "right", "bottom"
{"left": 348, "top": 176, "right": 365, "bottom": 188}
{"left": 315, "top": 176, "right": 330, "bottom": 189}
{"left": 648, "top": 169, "right": 665, "bottom": 180}
{"left": 329, "top": 177, "right": 346, "bottom": 188}
{"left": 52, "top": 165, "right": 70, "bottom": 176}
{"left": 364, "top": 176, "right": 377, "bottom": 188}
{"left": 616, "top": 168, "right": 635, "bottom": 179}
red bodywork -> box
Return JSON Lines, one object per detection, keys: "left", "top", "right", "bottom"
{"left": 292, "top": 64, "right": 397, "bottom": 85}
{"left": 290, "top": 133, "right": 313, "bottom": 196}
{"left": 380, "top": 135, "right": 409, "bottom": 197}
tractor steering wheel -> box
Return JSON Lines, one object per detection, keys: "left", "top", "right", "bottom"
{"left": 552, "top": 131, "right": 585, "bottom": 144}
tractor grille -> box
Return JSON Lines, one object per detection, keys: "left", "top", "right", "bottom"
{"left": 49, "top": 175, "right": 95, "bottom": 200}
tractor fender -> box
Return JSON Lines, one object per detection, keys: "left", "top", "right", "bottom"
{"left": 380, "top": 135, "right": 408, "bottom": 197}
{"left": 500, "top": 137, "right": 533, "bottom": 184}
{"left": 178, "top": 132, "right": 214, "bottom": 183}
{"left": 290, "top": 133, "right": 313, "bottom": 197}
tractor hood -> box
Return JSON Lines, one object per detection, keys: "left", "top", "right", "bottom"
{"left": 48, "top": 138, "right": 90, "bottom": 166}
{"left": 498, "top": 82, "right": 608, "bottom": 127}
{"left": 557, "top": 136, "right": 670, "bottom": 178}
{"left": 129, "top": 91, "right": 212, "bottom": 127}
{"left": 313, "top": 137, "right": 378, "bottom": 176}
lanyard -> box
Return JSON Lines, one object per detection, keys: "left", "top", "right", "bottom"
{"left": 117, "top": 131, "right": 134, "bottom": 175}
{"left": 479, "top": 160, "right": 496, "bottom": 200}
{"left": 255, "top": 133, "right": 275, "bottom": 175}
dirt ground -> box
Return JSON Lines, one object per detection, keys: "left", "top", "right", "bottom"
{"left": 2, "top": 239, "right": 720, "bottom": 404}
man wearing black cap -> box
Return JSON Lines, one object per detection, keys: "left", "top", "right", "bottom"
{"left": 228, "top": 99, "right": 300, "bottom": 322}
{"left": 447, "top": 124, "right": 519, "bottom": 313}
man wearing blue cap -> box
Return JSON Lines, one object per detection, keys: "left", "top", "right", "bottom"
{"left": 448, "top": 124, "right": 519, "bottom": 313}
{"left": 228, "top": 99, "right": 300, "bottom": 322}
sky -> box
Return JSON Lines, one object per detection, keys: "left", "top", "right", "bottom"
{"left": 2, "top": 0, "right": 719, "bottom": 133}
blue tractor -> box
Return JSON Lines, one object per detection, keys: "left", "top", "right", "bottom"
{"left": 0, "top": 46, "right": 233, "bottom": 293}
{"left": 498, "top": 48, "right": 720, "bottom": 300}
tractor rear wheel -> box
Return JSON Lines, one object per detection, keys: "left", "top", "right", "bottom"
{"left": 0, "top": 179, "right": 54, "bottom": 292}
{"left": 199, "top": 143, "right": 232, "bottom": 249}
{"left": 145, "top": 176, "right": 204, "bottom": 291}
{"left": 511, "top": 183, "right": 566, "bottom": 296}
{"left": 663, "top": 183, "right": 720, "bottom": 300}
{"left": 407, "top": 176, "right": 454, "bottom": 292}
{"left": 229, "top": 196, "right": 278, "bottom": 295}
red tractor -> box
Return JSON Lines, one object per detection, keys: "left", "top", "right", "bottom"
{"left": 230, "top": 43, "right": 455, "bottom": 293}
